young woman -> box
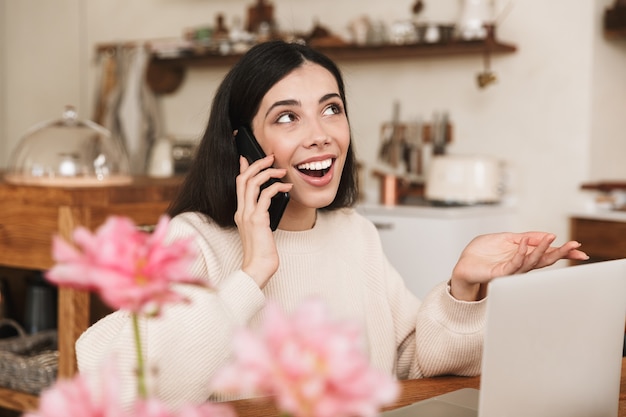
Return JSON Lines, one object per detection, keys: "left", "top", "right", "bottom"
{"left": 76, "top": 40, "right": 588, "bottom": 409}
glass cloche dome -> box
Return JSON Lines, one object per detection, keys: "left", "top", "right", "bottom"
{"left": 5, "top": 106, "right": 131, "bottom": 186}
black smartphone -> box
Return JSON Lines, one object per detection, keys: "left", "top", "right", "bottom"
{"left": 235, "top": 126, "right": 290, "bottom": 231}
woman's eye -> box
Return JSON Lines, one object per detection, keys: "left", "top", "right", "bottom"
{"left": 276, "top": 112, "right": 297, "bottom": 124}
{"left": 323, "top": 104, "right": 342, "bottom": 116}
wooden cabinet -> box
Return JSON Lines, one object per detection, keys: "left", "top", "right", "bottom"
{"left": 570, "top": 215, "right": 626, "bottom": 263}
{"left": 0, "top": 175, "right": 182, "bottom": 412}
{"left": 570, "top": 215, "right": 626, "bottom": 337}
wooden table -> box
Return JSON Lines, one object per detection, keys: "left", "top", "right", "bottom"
{"left": 3, "top": 356, "right": 624, "bottom": 414}
{"left": 0, "top": 175, "right": 183, "bottom": 412}
{"left": 229, "top": 357, "right": 626, "bottom": 416}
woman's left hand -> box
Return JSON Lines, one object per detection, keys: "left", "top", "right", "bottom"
{"left": 450, "top": 232, "right": 589, "bottom": 301}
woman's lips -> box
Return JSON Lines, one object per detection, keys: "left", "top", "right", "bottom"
{"left": 295, "top": 157, "right": 335, "bottom": 186}
{"left": 296, "top": 157, "right": 332, "bottom": 177}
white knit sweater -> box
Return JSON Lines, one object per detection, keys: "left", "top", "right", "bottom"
{"left": 76, "top": 208, "right": 486, "bottom": 410}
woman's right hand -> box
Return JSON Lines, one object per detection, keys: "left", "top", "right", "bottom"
{"left": 234, "top": 155, "right": 292, "bottom": 288}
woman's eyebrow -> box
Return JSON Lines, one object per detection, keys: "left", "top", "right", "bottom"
{"left": 265, "top": 99, "right": 300, "bottom": 117}
{"left": 320, "top": 93, "right": 341, "bottom": 103}
{"left": 264, "top": 93, "right": 341, "bottom": 118}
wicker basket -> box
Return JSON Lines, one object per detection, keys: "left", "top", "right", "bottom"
{"left": 0, "top": 319, "right": 58, "bottom": 394}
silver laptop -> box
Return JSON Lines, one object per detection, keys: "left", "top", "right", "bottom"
{"left": 385, "top": 258, "right": 626, "bottom": 417}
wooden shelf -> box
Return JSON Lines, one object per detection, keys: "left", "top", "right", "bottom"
{"left": 0, "top": 175, "right": 184, "bottom": 412}
{"left": 580, "top": 181, "right": 626, "bottom": 192}
{"left": 605, "top": 28, "right": 626, "bottom": 39}
{"left": 0, "top": 387, "right": 38, "bottom": 412}
{"left": 143, "top": 38, "right": 517, "bottom": 94}
{"left": 604, "top": 4, "right": 626, "bottom": 39}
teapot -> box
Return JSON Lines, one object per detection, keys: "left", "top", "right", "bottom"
{"left": 458, "top": 0, "right": 512, "bottom": 40}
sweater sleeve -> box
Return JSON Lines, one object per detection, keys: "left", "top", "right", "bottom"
{"left": 410, "top": 281, "right": 486, "bottom": 378}
{"left": 75, "top": 214, "right": 266, "bottom": 409}
{"left": 358, "top": 215, "right": 483, "bottom": 381}
{"left": 351, "top": 211, "right": 484, "bottom": 381}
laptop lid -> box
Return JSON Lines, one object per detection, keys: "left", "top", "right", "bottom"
{"left": 382, "top": 259, "right": 626, "bottom": 417}
{"left": 478, "top": 258, "right": 626, "bottom": 417}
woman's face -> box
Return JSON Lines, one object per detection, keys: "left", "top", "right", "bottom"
{"left": 251, "top": 62, "right": 350, "bottom": 214}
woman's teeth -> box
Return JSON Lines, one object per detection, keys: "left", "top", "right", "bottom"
{"left": 297, "top": 158, "right": 332, "bottom": 171}
{"left": 296, "top": 158, "right": 332, "bottom": 177}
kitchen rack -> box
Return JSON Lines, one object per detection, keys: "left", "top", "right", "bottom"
{"left": 98, "top": 33, "right": 517, "bottom": 95}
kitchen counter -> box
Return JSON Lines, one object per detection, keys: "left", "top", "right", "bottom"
{"left": 570, "top": 181, "right": 626, "bottom": 263}
{"left": 569, "top": 211, "right": 626, "bottom": 264}
{"left": 570, "top": 209, "right": 626, "bottom": 223}
{"left": 358, "top": 202, "right": 516, "bottom": 219}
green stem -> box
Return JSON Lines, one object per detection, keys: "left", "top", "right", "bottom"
{"left": 132, "top": 313, "right": 148, "bottom": 398}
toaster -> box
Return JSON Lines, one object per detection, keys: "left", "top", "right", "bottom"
{"left": 425, "top": 154, "right": 504, "bottom": 205}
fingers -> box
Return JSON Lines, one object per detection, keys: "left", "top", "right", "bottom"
{"left": 567, "top": 248, "right": 589, "bottom": 260}
{"left": 457, "top": 232, "right": 590, "bottom": 292}
{"left": 234, "top": 156, "right": 290, "bottom": 287}
{"left": 505, "top": 234, "right": 555, "bottom": 275}
{"left": 234, "top": 155, "right": 291, "bottom": 229}
{"left": 546, "top": 240, "right": 588, "bottom": 262}
{"left": 517, "top": 236, "right": 588, "bottom": 273}
{"left": 513, "top": 232, "right": 556, "bottom": 247}
{"left": 517, "top": 233, "right": 588, "bottom": 262}
{"left": 518, "top": 234, "right": 555, "bottom": 272}
{"left": 504, "top": 236, "right": 529, "bottom": 274}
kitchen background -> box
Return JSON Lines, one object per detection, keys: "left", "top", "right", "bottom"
{"left": 1, "top": 0, "right": 625, "bottom": 247}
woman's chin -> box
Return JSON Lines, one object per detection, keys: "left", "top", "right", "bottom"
{"left": 290, "top": 192, "right": 337, "bottom": 210}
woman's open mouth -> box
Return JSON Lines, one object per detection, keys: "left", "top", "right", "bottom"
{"left": 296, "top": 158, "right": 333, "bottom": 178}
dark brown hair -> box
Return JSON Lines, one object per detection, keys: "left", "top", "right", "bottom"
{"left": 167, "top": 40, "right": 359, "bottom": 227}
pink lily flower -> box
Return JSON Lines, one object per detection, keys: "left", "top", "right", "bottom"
{"left": 23, "top": 358, "right": 127, "bottom": 417}
{"left": 211, "top": 299, "right": 400, "bottom": 417}
{"left": 24, "top": 358, "right": 236, "bottom": 417}
{"left": 45, "top": 215, "right": 207, "bottom": 316}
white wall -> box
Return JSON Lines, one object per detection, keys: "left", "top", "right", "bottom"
{"left": 2, "top": 0, "right": 83, "bottom": 167}
{"left": 591, "top": 0, "right": 626, "bottom": 181}
{"left": 0, "top": 0, "right": 5, "bottom": 164}
{"left": 2, "top": 0, "right": 626, "bottom": 244}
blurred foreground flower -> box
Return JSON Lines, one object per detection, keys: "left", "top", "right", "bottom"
{"left": 211, "top": 299, "right": 399, "bottom": 417}
{"left": 46, "top": 215, "right": 208, "bottom": 316}
{"left": 44, "top": 215, "right": 210, "bottom": 398}
{"left": 24, "top": 358, "right": 236, "bottom": 417}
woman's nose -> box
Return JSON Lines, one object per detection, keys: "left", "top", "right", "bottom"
{"left": 305, "top": 121, "right": 331, "bottom": 148}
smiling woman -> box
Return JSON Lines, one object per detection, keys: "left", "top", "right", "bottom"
{"left": 168, "top": 40, "right": 359, "bottom": 231}
{"left": 247, "top": 61, "right": 351, "bottom": 223}
{"left": 74, "top": 40, "right": 588, "bottom": 411}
